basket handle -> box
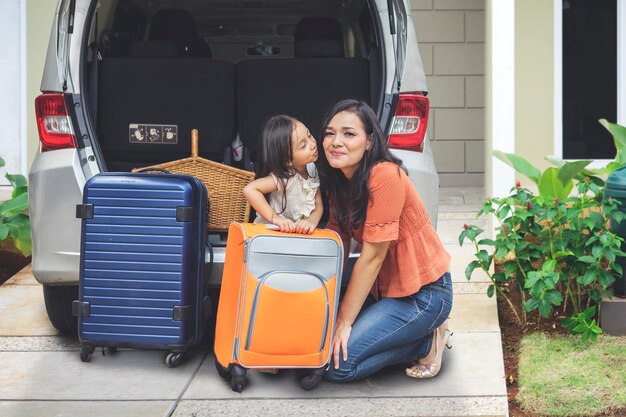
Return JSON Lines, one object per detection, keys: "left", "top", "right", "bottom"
{"left": 135, "top": 167, "right": 171, "bottom": 174}
{"left": 191, "top": 129, "right": 199, "bottom": 158}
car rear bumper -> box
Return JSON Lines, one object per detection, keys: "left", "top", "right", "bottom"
{"left": 29, "top": 149, "right": 86, "bottom": 285}
{"left": 29, "top": 146, "right": 437, "bottom": 287}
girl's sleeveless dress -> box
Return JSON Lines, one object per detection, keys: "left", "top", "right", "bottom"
{"left": 253, "top": 163, "right": 320, "bottom": 223}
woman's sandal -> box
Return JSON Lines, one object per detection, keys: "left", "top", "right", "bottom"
{"left": 405, "top": 321, "right": 453, "bottom": 379}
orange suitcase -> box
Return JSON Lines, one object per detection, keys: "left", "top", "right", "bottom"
{"left": 214, "top": 222, "right": 343, "bottom": 392}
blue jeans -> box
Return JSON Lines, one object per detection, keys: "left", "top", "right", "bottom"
{"left": 325, "top": 272, "right": 453, "bottom": 383}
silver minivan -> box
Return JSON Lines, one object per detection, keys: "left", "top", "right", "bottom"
{"left": 30, "top": 0, "right": 438, "bottom": 334}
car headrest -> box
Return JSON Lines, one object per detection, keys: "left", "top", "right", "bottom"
{"left": 129, "top": 41, "right": 178, "bottom": 58}
{"left": 149, "top": 9, "right": 212, "bottom": 58}
{"left": 294, "top": 16, "right": 344, "bottom": 58}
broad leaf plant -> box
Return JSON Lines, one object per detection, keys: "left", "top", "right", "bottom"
{"left": 460, "top": 120, "right": 626, "bottom": 341}
{"left": 0, "top": 157, "right": 31, "bottom": 257}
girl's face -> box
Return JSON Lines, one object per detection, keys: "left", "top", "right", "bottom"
{"left": 323, "top": 111, "right": 370, "bottom": 180}
{"left": 290, "top": 121, "right": 318, "bottom": 170}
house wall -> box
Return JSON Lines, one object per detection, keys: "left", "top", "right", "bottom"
{"left": 411, "top": 0, "right": 485, "bottom": 187}
{"left": 0, "top": 0, "right": 23, "bottom": 185}
{"left": 514, "top": 0, "right": 554, "bottom": 186}
{"left": 26, "top": 1, "right": 57, "bottom": 173}
{"left": 19, "top": 2, "right": 487, "bottom": 188}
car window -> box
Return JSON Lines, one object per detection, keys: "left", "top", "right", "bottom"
{"left": 57, "top": 0, "right": 74, "bottom": 90}
{"left": 390, "top": 0, "right": 408, "bottom": 90}
{"left": 108, "top": 0, "right": 148, "bottom": 57}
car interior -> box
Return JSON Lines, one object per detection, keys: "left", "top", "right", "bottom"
{"left": 87, "top": 0, "right": 385, "bottom": 172}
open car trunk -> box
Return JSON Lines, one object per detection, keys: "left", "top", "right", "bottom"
{"left": 87, "top": 0, "right": 386, "bottom": 181}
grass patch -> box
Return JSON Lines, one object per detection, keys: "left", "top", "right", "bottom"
{"left": 517, "top": 333, "right": 626, "bottom": 416}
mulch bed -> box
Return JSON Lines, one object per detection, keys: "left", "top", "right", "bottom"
{"left": 0, "top": 249, "right": 31, "bottom": 286}
{"left": 497, "top": 284, "right": 626, "bottom": 417}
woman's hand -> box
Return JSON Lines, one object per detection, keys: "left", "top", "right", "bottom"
{"left": 332, "top": 321, "right": 352, "bottom": 369}
{"left": 272, "top": 214, "right": 296, "bottom": 233}
{"left": 295, "top": 219, "right": 317, "bottom": 234}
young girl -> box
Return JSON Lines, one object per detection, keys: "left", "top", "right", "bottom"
{"left": 243, "top": 115, "right": 323, "bottom": 234}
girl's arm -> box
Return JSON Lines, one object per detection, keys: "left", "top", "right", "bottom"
{"left": 243, "top": 176, "right": 279, "bottom": 223}
{"left": 243, "top": 175, "right": 296, "bottom": 232}
{"left": 331, "top": 240, "right": 390, "bottom": 368}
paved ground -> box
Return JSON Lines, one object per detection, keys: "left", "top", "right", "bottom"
{"left": 0, "top": 187, "right": 508, "bottom": 417}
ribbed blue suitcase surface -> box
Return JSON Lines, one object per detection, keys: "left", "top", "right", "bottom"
{"left": 76, "top": 173, "right": 207, "bottom": 355}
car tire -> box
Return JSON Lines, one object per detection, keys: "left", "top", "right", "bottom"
{"left": 42, "top": 284, "right": 78, "bottom": 335}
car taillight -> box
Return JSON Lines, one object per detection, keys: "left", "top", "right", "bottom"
{"left": 35, "top": 93, "right": 76, "bottom": 152}
{"left": 388, "top": 93, "right": 429, "bottom": 152}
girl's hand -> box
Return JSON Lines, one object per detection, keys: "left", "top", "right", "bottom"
{"left": 272, "top": 215, "right": 296, "bottom": 233}
{"left": 332, "top": 321, "right": 352, "bottom": 369}
{"left": 295, "top": 219, "right": 317, "bottom": 234}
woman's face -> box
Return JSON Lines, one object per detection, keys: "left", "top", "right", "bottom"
{"left": 323, "top": 111, "right": 370, "bottom": 180}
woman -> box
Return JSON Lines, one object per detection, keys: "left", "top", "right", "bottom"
{"left": 319, "top": 99, "right": 453, "bottom": 382}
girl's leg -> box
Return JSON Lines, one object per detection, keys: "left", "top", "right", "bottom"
{"left": 325, "top": 273, "right": 453, "bottom": 383}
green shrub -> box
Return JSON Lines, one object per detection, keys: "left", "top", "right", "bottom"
{"left": 0, "top": 156, "right": 31, "bottom": 257}
{"left": 460, "top": 120, "right": 626, "bottom": 340}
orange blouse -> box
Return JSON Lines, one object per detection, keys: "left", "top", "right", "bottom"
{"left": 328, "top": 162, "right": 451, "bottom": 298}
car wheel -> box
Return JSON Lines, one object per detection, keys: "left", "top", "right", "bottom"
{"left": 42, "top": 284, "right": 78, "bottom": 335}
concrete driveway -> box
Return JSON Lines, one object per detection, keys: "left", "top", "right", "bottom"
{"left": 0, "top": 188, "right": 508, "bottom": 417}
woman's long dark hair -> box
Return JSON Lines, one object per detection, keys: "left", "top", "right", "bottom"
{"left": 317, "top": 100, "right": 405, "bottom": 233}
{"left": 257, "top": 115, "right": 298, "bottom": 214}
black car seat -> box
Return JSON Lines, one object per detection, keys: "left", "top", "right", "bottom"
{"left": 97, "top": 41, "right": 236, "bottom": 171}
{"left": 237, "top": 17, "right": 370, "bottom": 161}
{"left": 149, "top": 9, "right": 212, "bottom": 58}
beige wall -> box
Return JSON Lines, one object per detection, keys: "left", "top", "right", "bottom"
{"left": 514, "top": 0, "right": 554, "bottom": 185}
{"left": 411, "top": 0, "right": 485, "bottom": 187}
{"left": 26, "top": 0, "right": 58, "bottom": 171}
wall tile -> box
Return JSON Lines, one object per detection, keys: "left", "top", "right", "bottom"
{"left": 434, "top": 44, "right": 484, "bottom": 75}
{"left": 465, "top": 76, "right": 484, "bottom": 108}
{"left": 465, "top": 11, "right": 485, "bottom": 42}
{"left": 466, "top": 141, "right": 485, "bottom": 172}
{"left": 410, "top": 0, "right": 433, "bottom": 10}
{"left": 432, "top": 141, "right": 465, "bottom": 172}
{"left": 412, "top": 11, "right": 464, "bottom": 43}
{"left": 439, "top": 173, "right": 484, "bottom": 187}
{"left": 419, "top": 43, "right": 434, "bottom": 75}
{"left": 435, "top": 0, "right": 484, "bottom": 10}
{"left": 435, "top": 109, "right": 484, "bottom": 140}
{"left": 426, "top": 76, "right": 465, "bottom": 108}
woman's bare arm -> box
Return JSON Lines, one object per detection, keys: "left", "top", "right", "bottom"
{"left": 332, "top": 239, "right": 390, "bottom": 366}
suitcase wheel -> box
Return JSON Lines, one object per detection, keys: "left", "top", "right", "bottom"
{"left": 165, "top": 352, "right": 184, "bottom": 368}
{"left": 214, "top": 358, "right": 231, "bottom": 380}
{"left": 299, "top": 368, "right": 324, "bottom": 391}
{"left": 80, "top": 345, "right": 95, "bottom": 363}
{"left": 230, "top": 365, "right": 247, "bottom": 393}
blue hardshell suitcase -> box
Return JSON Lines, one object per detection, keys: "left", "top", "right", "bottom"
{"left": 73, "top": 172, "right": 208, "bottom": 367}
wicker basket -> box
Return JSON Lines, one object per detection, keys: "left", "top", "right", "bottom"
{"left": 134, "top": 129, "right": 255, "bottom": 232}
